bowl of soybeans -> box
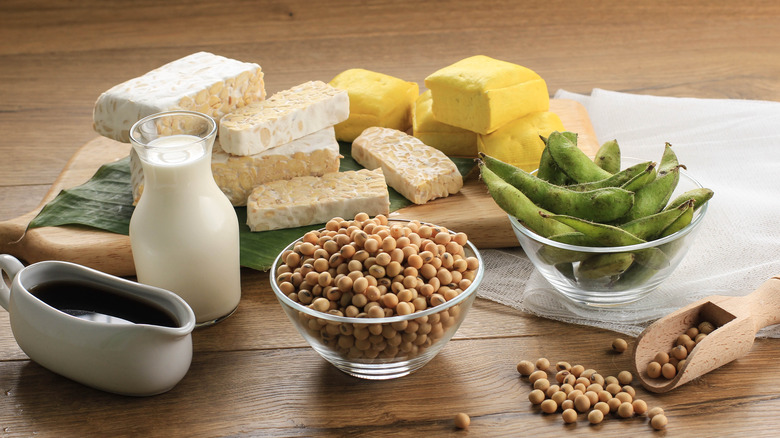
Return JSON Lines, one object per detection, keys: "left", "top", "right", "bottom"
{"left": 509, "top": 157, "right": 710, "bottom": 306}
{"left": 270, "top": 213, "right": 484, "bottom": 380}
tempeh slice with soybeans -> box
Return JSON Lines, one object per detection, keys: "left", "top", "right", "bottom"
{"left": 352, "top": 127, "right": 463, "bottom": 204}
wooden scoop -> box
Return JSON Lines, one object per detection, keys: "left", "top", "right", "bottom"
{"left": 633, "top": 276, "right": 780, "bottom": 393}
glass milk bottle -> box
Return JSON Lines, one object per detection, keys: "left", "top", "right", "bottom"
{"left": 129, "top": 111, "right": 241, "bottom": 326}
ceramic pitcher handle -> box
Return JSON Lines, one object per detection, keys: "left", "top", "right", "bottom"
{"left": 0, "top": 254, "right": 25, "bottom": 310}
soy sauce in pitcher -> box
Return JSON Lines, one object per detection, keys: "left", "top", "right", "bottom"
{"left": 29, "top": 280, "right": 179, "bottom": 327}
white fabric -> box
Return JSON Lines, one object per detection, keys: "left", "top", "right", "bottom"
{"left": 476, "top": 89, "right": 780, "bottom": 337}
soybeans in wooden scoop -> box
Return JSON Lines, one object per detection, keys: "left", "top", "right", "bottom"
{"left": 633, "top": 276, "right": 780, "bottom": 393}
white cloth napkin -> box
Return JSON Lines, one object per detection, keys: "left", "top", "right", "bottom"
{"left": 476, "top": 89, "right": 780, "bottom": 338}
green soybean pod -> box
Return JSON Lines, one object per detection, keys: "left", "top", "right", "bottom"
{"left": 537, "top": 145, "right": 567, "bottom": 184}
{"left": 659, "top": 201, "right": 695, "bottom": 237}
{"left": 546, "top": 131, "right": 613, "bottom": 183}
{"left": 620, "top": 162, "right": 657, "bottom": 192}
{"left": 538, "top": 135, "right": 575, "bottom": 185}
{"left": 479, "top": 162, "right": 574, "bottom": 237}
{"left": 632, "top": 247, "right": 671, "bottom": 270}
{"left": 578, "top": 252, "right": 635, "bottom": 279}
{"left": 658, "top": 142, "right": 681, "bottom": 175}
{"left": 538, "top": 232, "right": 593, "bottom": 264}
{"left": 619, "top": 200, "right": 691, "bottom": 241}
{"left": 556, "top": 262, "right": 577, "bottom": 280}
{"left": 594, "top": 139, "right": 621, "bottom": 174}
{"left": 665, "top": 188, "right": 714, "bottom": 211}
{"left": 567, "top": 161, "right": 655, "bottom": 192}
{"left": 543, "top": 214, "right": 646, "bottom": 247}
{"left": 614, "top": 261, "right": 658, "bottom": 288}
{"left": 618, "top": 166, "right": 681, "bottom": 223}
{"left": 480, "top": 153, "right": 635, "bottom": 223}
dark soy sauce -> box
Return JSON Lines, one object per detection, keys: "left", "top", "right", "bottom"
{"left": 29, "top": 280, "right": 179, "bottom": 328}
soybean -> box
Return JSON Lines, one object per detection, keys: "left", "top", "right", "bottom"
{"left": 612, "top": 338, "right": 628, "bottom": 353}
{"left": 651, "top": 414, "right": 668, "bottom": 430}
{"left": 588, "top": 409, "right": 605, "bottom": 425}
{"left": 617, "top": 402, "right": 634, "bottom": 418}
{"left": 617, "top": 370, "right": 633, "bottom": 385}
{"left": 454, "top": 412, "right": 470, "bottom": 429}
{"left": 541, "top": 399, "right": 558, "bottom": 414}
{"left": 562, "top": 408, "right": 578, "bottom": 424}
{"left": 517, "top": 360, "right": 535, "bottom": 376}
{"left": 529, "top": 389, "right": 546, "bottom": 404}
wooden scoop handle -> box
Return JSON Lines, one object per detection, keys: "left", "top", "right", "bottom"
{"left": 747, "top": 276, "right": 780, "bottom": 333}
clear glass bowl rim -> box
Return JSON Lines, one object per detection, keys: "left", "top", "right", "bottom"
{"left": 270, "top": 219, "right": 486, "bottom": 325}
{"left": 510, "top": 163, "right": 709, "bottom": 254}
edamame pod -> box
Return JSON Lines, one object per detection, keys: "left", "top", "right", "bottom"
{"left": 480, "top": 153, "right": 635, "bottom": 222}
{"left": 619, "top": 200, "right": 692, "bottom": 241}
{"left": 594, "top": 139, "right": 621, "bottom": 174}
{"left": 665, "top": 187, "right": 714, "bottom": 211}
{"left": 620, "top": 162, "right": 657, "bottom": 192}
{"left": 542, "top": 213, "right": 646, "bottom": 246}
{"left": 567, "top": 161, "right": 655, "bottom": 192}
{"left": 614, "top": 261, "right": 658, "bottom": 289}
{"left": 538, "top": 232, "right": 593, "bottom": 264}
{"left": 632, "top": 247, "right": 670, "bottom": 270}
{"left": 479, "top": 162, "right": 574, "bottom": 237}
{"left": 537, "top": 145, "right": 567, "bottom": 184}
{"left": 546, "top": 131, "right": 613, "bottom": 183}
{"left": 617, "top": 165, "right": 681, "bottom": 223}
{"left": 538, "top": 134, "right": 575, "bottom": 185}
{"left": 549, "top": 231, "right": 598, "bottom": 246}
{"left": 658, "top": 142, "right": 682, "bottom": 175}
{"left": 555, "top": 262, "right": 577, "bottom": 280}
{"left": 578, "top": 252, "right": 635, "bottom": 279}
{"left": 659, "top": 202, "right": 694, "bottom": 237}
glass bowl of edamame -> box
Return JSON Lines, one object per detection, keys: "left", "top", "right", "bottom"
{"left": 509, "top": 159, "right": 709, "bottom": 306}
{"left": 270, "top": 214, "right": 485, "bottom": 379}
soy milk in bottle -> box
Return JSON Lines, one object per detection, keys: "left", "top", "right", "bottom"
{"left": 129, "top": 111, "right": 241, "bottom": 326}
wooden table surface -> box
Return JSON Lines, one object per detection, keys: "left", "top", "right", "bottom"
{"left": 2, "top": 1, "right": 780, "bottom": 436}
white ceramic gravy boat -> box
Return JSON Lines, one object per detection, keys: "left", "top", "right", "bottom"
{"left": 0, "top": 254, "right": 195, "bottom": 396}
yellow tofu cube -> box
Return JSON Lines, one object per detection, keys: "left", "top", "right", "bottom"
{"left": 424, "top": 55, "right": 549, "bottom": 135}
{"left": 329, "top": 68, "right": 419, "bottom": 142}
{"left": 412, "top": 90, "right": 478, "bottom": 157}
{"left": 477, "top": 111, "right": 565, "bottom": 172}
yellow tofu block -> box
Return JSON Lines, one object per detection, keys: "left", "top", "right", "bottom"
{"left": 477, "top": 111, "right": 565, "bottom": 172}
{"left": 412, "top": 90, "right": 478, "bottom": 157}
{"left": 424, "top": 55, "right": 549, "bottom": 135}
{"left": 329, "top": 68, "right": 419, "bottom": 142}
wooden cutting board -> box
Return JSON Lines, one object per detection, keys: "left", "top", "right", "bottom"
{"left": 0, "top": 99, "right": 598, "bottom": 276}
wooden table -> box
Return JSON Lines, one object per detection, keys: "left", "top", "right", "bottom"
{"left": 2, "top": 1, "right": 780, "bottom": 436}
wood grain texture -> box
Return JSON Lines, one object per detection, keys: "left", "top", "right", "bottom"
{"left": 1, "top": 1, "right": 780, "bottom": 436}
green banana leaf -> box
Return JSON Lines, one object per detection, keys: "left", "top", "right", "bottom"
{"left": 28, "top": 141, "right": 475, "bottom": 272}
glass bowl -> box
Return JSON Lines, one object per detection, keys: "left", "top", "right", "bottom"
{"left": 270, "top": 220, "right": 485, "bottom": 380}
{"left": 510, "top": 160, "right": 709, "bottom": 306}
